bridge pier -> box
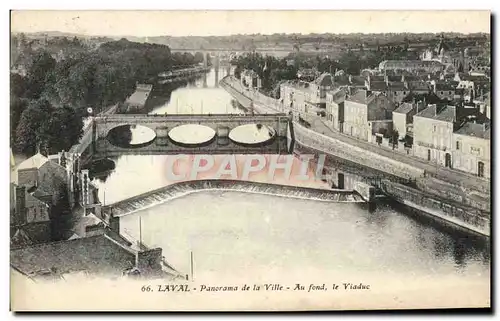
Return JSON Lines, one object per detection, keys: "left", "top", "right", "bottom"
{"left": 216, "top": 126, "right": 230, "bottom": 146}
{"left": 156, "top": 126, "right": 169, "bottom": 146}
{"left": 156, "top": 126, "right": 169, "bottom": 138}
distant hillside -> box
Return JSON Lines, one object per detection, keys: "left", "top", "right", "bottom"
{"left": 13, "top": 31, "right": 490, "bottom": 52}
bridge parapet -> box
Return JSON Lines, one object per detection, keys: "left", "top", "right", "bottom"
{"left": 94, "top": 113, "right": 291, "bottom": 140}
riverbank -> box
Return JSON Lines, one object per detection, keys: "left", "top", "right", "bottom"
{"left": 158, "top": 66, "right": 211, "bottom": 84}
{"left": 220, "top": 76, "right": 491, "bottom": 237}
{"left": 102, "top": 179, "right": 366, "bottom": 218}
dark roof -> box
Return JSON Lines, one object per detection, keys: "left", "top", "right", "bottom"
{"left": 460, "top": 74, "right": 489, "bottom": 82}
{"left": 394, "top": 102, "right": 415, "bottom": 114}
{"left": 349, "top": 76, "right": 366, "bottom": 86}
{"left": 455, "top": 122, "right": 491, "bottom": 139}
{"left": 408, "top": 81, "right": 430, "bottom": 92}
{"left": 10, "top": 234, "right": 137, "bottom": 277}
{"left": 435, "top": 82, "right": 456, "bottom": 91}
{"left": 369, "top": 75, "right": 385, "bottom": 82}
{"left": 346, "top": 90, "right": 382, "bottom": 105}
{"left": 328, "top": 88, "right": 347, "bottom": 104}
{"left": 369, "top": 81, "right": 388, "bottom": 91}
{"left": 402, "top": 75, "right": 427, "bottom": 82}
{"left": 415, "top": 104, "right": 457, "bottom": 123}
{"left": 333, "top": 76, "right": 350, "bottom": 86}
{"left": 388, "top": 82, "right": 406, "bottom": 91}
{"left": 386, "top": 75, "right": 401, "bottom": 82}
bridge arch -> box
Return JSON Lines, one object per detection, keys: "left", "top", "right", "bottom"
{"left": 105, "top": 124, "right": 157, "bottom": 148}
{"left": 228, "top": 123, "right": 277, "bottom": 146}
{"left": 92, "top": 113, "right": 292, "bottom": 154}
{"left": 168, "top": 124, "right": 216, "bottom": 147}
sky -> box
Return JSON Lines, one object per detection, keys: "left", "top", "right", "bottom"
{"left": 10, "top": 10, "right": 491, "bottom": 37}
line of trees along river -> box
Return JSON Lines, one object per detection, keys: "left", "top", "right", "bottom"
{"left": 11, "top": 38, "right": 208, "bottom": 156}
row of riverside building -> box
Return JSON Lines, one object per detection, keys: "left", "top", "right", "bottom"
{"left": 265, "top": 60, "right": 490, "bottom": 180}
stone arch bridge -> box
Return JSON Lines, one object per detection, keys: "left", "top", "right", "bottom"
{"left": 91, "top": 113, "right": 294, "bottom": 156}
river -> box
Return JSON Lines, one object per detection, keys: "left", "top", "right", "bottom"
{"left": 89, "top": 67, "right": 490, "bottom": 299}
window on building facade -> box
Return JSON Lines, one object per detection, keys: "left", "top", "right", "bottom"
{"left": 470, "top": 146, "right": 481, "bottom": 155}
{"left": 456, "top": 140, "right": 461, "bottom": 150}
{"left": 433, "top": 125, "right": 436, "bottom": 132}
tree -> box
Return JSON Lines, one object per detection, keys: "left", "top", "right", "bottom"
{"left": 15, "top": 99, "right": 53, "bottom": 155}
{"left": 15, "top": 99, "right": 83, "bottom": 156}
{"left": 10, "top": 73, "right": 27, "bottom": 98}
{"left": 194, "top": 52, "right": 204, "bottom": 64}
{"left": 10, "top": 96, "right": 29, "bottom": 148}
{"left": 25, "top": 51, "right": 56, "bottom": 99}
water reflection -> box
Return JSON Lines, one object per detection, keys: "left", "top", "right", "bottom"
{"left": 229, "top": 124, "right": 275, "bottom": 145}
{"left": 168, "top": 124, "right": 216, "bottom": 146}
{"left": 120, "top": 191, "right": 490, "bottom": 286}
{"left": 82, "top": 158, "right": 116, "bottom": 183}
{"left": 107, "top": 125, "right": 156, "bottom": 147}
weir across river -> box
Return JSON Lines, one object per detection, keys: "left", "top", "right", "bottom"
{"left": 101, "top": 179, "right": 367, "bottom": 218}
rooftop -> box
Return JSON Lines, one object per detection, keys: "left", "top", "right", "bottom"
{"left": 15, "top": 153, "right": 48, "bottom": 172}
{"left": 346, "top": 90, "right": 381, "bottom": 105}
{"left": 380, "top": 60, "right": 444, "bottom": 70}
{"left": 10, "top": 234, "right": 137, "bottom": 278}
{"left": 394, "top": 102, "right": 415, "bottom": 114}
{"left": 388, "top": 82, "right": 407, "bottom": 91}
{"left": 407, "top": 81, "right": 430, "bottom": 92}
{"left": 435, "top": 82, "right": 457, "bottom": 91}
{"left": 369, "top": 81, "right": 388, "bottom": 91}
{"left": 327, "top": 88, "right": 347, "bottom": 104}
{"left": 415, "top": 104, "right": 457, "bottom": 123}
{"left": 455, "top": 121, "right": 491, "bottom": 139}
{"left": 369, "top": 75, "right": 386, "bottom": 82}
{"left": 349, "top": 75, "right": 366, "bottom": 87}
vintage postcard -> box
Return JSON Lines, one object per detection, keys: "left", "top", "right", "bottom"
{"left": 9, "top": 10, "right": 491, "bottom": 311}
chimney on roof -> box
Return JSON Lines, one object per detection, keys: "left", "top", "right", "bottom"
{"left": 15, "top": 186, "right": 27, "bottom": 226}
{"left": 109, "top": 214, "right": 120, "bottom": 233}
{"left": 58, "top": 150, "right": 67, "bottom": 168}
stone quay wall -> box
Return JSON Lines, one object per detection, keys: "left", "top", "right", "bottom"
{"left": 381, "top": 180, "right": 490, "bottom": 237}
{"left": 293, "top": 122, "right": 425, "bottom": 180}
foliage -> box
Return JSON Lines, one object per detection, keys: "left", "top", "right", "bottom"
{"left": 10, "top": 96, "right": 29, "bottom": 147}
{"left": 12, "top": 38, "right": 202, "bottom": 157}
{"left": 25, "top": 51, "right": 56, "bottom": 99}
{"left": 15, "top": 99, "right": 83, "bottom": 156}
